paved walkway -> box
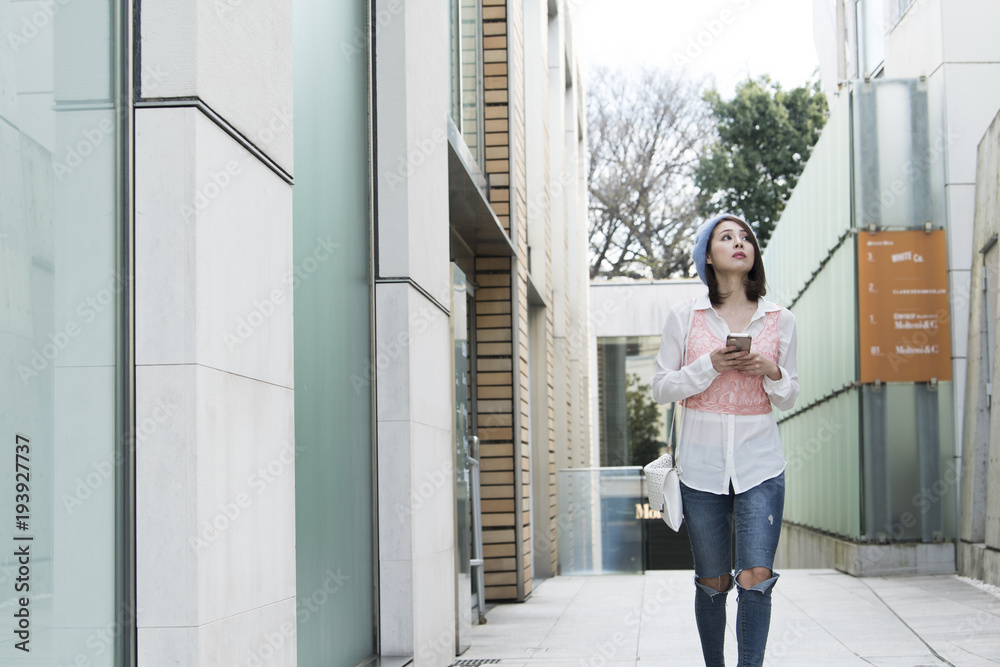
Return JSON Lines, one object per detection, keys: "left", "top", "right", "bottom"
{"left": 458, "top": 570, "right": 1000, "bottom": 666}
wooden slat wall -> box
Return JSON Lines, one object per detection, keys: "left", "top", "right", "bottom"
{"left": 476, "top": 256, "right": 517, "bottom": 600}
{"left": 479, "top": 0, "right": 536, "bottom": 601}
{"left": 506, "top": 0, "right": 533, "bottom": 599}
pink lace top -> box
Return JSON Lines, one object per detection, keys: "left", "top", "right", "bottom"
{"left": 684, "top": 309, "right": 781, "bottom": 415}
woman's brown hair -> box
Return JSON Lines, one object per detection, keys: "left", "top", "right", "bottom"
{"left": 705, "top": 217, "right": 767, "bottom": 305}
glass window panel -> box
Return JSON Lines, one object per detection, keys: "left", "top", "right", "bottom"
{"left": 293, "top": 0, "right": 375, "bottom": 663}
{"left": 596, "top": 336, "right": 669, "bottom": 467}
{"left": 0, "top": 0, "right": 123, "bottom": 663}
{"left": 854, "top": 79, "right": 943, "bottom": 230}
{"left": 863, "top": 382, "right": 956, "bottom": 542}
{"left": 557, "top": 468, "right": 643, "bottom": 574}
{"left": 856, "top": 0, "right": 885, "bottom": 76}
{"left": 449, "top": 0, "right": 483, "bottom": 170}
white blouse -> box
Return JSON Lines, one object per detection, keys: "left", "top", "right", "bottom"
{"left": 650, "top": 294, "right": 799, "bottom": 495}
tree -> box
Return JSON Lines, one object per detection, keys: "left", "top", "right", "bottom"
{"left": 587, "top": 68, "right": 715, "bottom": 279}
{"left": 626, "top": 373, "right": 664, "bottom": 467}
{"left": 694, "top": 76, "right": 828, "bottom": 247}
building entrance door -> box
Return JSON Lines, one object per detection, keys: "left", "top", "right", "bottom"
{"left": 453, "top": 265, "right": 485, "bottom": 653}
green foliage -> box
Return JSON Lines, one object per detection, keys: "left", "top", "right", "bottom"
{"left": 626, "top": 373, "right": 664, "bottom": 466}
{"left": 695, "top": 76, "right": 828, "bottom": 247}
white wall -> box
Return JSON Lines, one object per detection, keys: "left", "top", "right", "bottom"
{"left": 134, "top": 76, "right": 296, "bottom": 667}
{"left": 135, "top": 2, "right": 296, "bottom": 663}
{"left": 373, "top": 0, "right": 456, "bottom": 663}
{"left": 139, "top": 0, "right": 293, "bottom": 172}
{"left": 884, "top": 0, "right": 1000, "bottom": 458}
{"left": 813, "top": 0, "right": 1000, "bottom": 459}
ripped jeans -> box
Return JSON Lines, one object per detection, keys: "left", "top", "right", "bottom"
{"left": 680, "top": 473, "right": 784, "bottom": 667}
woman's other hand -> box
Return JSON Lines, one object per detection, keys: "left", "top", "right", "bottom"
{"left": 734, "top": 352, "right": 782, "bottom": 381}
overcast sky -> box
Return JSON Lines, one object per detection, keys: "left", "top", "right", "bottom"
{"left": 574, "top": 0, "right": 821, "bottom": 96}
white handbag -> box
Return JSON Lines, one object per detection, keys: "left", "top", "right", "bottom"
{"left": 643, "top": 417, "right": 683, "bottom": 531}
{"left": 644, "top": 303, "right": 693, "bottom": 532}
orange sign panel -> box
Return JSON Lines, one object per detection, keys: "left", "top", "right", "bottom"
{"left": 857, "top": 230, "right": 951, "bottom": 383}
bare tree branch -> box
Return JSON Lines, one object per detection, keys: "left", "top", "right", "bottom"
{"left": 588, "top": 67, "right": 715, "bottom": 280}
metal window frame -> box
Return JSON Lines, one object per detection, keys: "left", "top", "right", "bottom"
{"left": 116, "top": 0, "right": 137, "bottom": 662}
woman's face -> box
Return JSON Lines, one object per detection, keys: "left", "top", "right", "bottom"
{"left": 706, "top": 220, "right": 754, "bottom": 276}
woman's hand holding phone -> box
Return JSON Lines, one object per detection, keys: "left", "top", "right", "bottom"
{"left": 710, "top": 345, "right": 750, "bottom": 373}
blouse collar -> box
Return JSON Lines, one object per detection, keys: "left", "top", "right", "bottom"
{"left": 693, "top": 293, "right": 780, "bottom": 323}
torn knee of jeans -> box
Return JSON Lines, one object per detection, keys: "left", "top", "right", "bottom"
{"left": 694, "top": 574, "right": 734, "bottom": 596}
{"left": 734, "top": 569, "right": 779, "bottom": 594}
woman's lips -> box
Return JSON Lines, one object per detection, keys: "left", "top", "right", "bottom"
{"left": 733, "top": 252, "right": 746, "bottom": 259}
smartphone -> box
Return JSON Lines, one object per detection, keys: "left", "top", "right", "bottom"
{"left": 726, "top": 333, "right": 752, "bottom": 352}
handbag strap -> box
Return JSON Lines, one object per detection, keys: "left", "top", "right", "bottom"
{"left": 670, "top": 300, "right": 696, "bottom": 464}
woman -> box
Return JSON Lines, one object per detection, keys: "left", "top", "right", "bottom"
{"left": 650, "top": 214, "right": 799, "bottom": 667}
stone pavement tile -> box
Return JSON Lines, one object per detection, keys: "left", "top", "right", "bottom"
{"left": 461, "top": 570, "right": 1000, "bottom": 667}
{"left": 860, "top": 574, "right": 1000, "bottom": 665}
{"left": 932, "top": 645, "right": 1000, "bottom": 667}
{"left": 771, "top": 570, "right": 942, "bottom": 662}
{"left": 461, "top": 575, "right": 643, "bottom": 663}
{"left": 635, "top": 571, "right": 725, "bottom": 663}
{"left": 860, "top": 658, "right": 950, "bottom": 666}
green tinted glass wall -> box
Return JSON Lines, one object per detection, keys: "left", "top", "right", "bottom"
{"left": 768, "top": 80, "right": 955, "bottom": 543}
{"left": 293, "top": 0, "right": 375, "bottom": 663}
{"left": 0, "top": 0, "right": 125, "bottom": 663}
{"left": 777, "top": 243, "right": 862, "bottom": 538}
{"left": 765, "top": 91, "right": 852, "bottom": 307}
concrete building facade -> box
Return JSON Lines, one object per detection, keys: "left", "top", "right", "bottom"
{"left": 960, "top": 109, "right": 1000, "bottom": 587}
{"left": 757, "top": 0, "right": 1000, "bottom": 576}
{"left": 0, "top": 0, "right": 591, "bottom": 665}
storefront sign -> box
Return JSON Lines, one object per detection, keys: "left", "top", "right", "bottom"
{"left": 857, "top": 230, "right": 952, "bottom": 383}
